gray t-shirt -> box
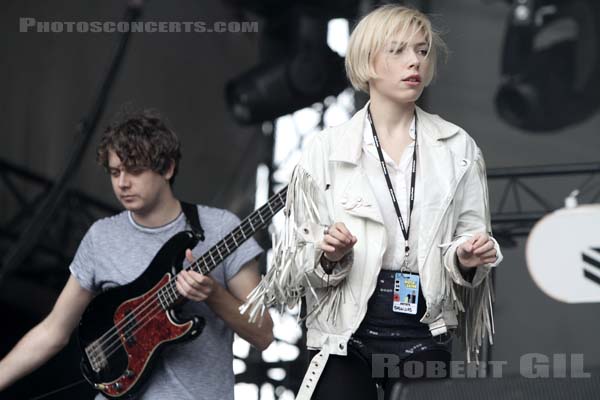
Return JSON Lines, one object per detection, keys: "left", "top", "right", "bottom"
{"left": 69, "top": 205, "right": 263, "bottom": 400}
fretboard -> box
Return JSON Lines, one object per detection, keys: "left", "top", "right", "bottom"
{"left": 157, "top": 187, "right": 287, "bottom": 308}
{"left": 191, "top": 187, "right": 287, "bottom": 275}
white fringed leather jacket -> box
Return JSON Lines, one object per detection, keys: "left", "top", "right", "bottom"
{"left": 243, "top": 102, "right": 503, "bottom": 399}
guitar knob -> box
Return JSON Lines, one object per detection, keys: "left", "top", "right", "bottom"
{"left": 124, "top": 369, "right": 135, "bottom": 378}
{"left": 114, "top": 382, "right": 122, "bottom": 391}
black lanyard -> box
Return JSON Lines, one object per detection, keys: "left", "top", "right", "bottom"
{"left": 367, "top": 106, "right": 417, "bottom": 269}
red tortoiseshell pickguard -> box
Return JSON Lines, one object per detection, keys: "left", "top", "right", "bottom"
{"left": 101, "top": 274, "right": 192, "bottom": 397}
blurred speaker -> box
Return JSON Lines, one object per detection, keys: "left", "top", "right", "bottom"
{"left": 390, "top": 369, "right": 600, "bottom": 400}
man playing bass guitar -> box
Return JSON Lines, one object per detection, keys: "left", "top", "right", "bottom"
{"left": 0, "top": 110, "right": 274, "bottom": 399}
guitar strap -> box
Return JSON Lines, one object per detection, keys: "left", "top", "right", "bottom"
{"left": 180, "top": 201, "right": 205, "bottom": 241}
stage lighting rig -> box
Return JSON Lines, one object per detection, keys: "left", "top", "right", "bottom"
{"left": 225, "top": 1, "right": 359, "bottom": 125}
{"left": 495, "top": 0, "right": 600, "bottom": 132}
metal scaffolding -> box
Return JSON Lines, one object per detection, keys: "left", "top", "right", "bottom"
{"left": 487, "top": 162, "right": 600, "bottom": 247}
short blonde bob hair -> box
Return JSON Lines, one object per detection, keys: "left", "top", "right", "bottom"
{"left": 345, "top": 4, "right": 447, "bottom": 93}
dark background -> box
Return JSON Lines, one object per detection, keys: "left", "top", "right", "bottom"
{"left": 1, "top": 0, "right": 599, "bottom": 399}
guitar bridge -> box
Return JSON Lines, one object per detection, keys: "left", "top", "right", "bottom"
{"left": 85, "top": 341, "right": 108, "bottom": 373}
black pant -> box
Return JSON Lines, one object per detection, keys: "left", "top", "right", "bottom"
{"left": 308, "top": 345, "right": 451, "bottom": 400}
{"left": 308, "top": 270, "right": 452, "bottom": 400}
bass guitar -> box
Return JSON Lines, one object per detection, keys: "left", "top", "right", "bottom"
{"left": 78, "top": 188, "right": 286, "bottom": 398}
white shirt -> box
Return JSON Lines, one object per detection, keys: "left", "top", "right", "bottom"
{"left": 361, "top": 115, "right": 420, "bottom": 272}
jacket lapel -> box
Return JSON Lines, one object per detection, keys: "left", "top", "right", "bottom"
{"left": 326, "top": 103, "right": 466, "bottom": 233}
{"left": 415, "top": 109, "right": 472, "bottom": 263}
{"left": 416, "top": 130, "right": 456, "bottom": 263}
{"left": 417, "top": 121, "right": 456, "bottom": 210}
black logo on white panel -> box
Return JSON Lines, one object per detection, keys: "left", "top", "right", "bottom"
{"left": 582, "top": 247, "right": 600, "bottom": 286}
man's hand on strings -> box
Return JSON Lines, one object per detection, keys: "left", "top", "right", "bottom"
{"left": 176, "top": 249, "right": 215, "bottom": 301}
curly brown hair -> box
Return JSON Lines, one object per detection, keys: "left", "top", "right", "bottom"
{"left": 96, "top": 110, "right": 182, "bottom": 185}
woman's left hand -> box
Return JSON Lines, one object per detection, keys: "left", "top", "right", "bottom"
{"left": 456, "top": 233, "right": 497, "bottom": 268}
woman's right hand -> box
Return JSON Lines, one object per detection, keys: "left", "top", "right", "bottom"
{"left": 320, "top": 222, "right": 357, "bottom": 262}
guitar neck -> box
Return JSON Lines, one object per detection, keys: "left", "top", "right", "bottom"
{"left": 189, "top": 187, "right": 287, "bottom": 276}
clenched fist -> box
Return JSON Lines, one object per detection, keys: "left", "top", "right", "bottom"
{"left": 457, "top": 233, "right": 497, "bottom": 268}
{"left": 320, "top": 222, "right": 357, "bottom": 262}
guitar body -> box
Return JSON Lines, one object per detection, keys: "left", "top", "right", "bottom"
{"left": 77, "top": 188, "right": 288, "bottom": 397}
{"left": 78, "top": 231, "right": 205, "bottom": 398}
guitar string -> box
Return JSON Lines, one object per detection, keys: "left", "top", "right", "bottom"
{"left": 85, "top": 194, "right": 285, "bottom": 368}
{"left": 87, "top": 200, "right": 277, "bottom": 362}
{"left": 90, "top": 202, "right": 280, "bottom": 366}
{"left": 87, "top": 213, "right": 268, "bottom": 366}
{"left": 86, "top": 190, "right": 285, "bottom": 365}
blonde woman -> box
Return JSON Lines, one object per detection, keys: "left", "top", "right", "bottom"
{"left": 244, "top": 4, "right": 503, "bottom": 399}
